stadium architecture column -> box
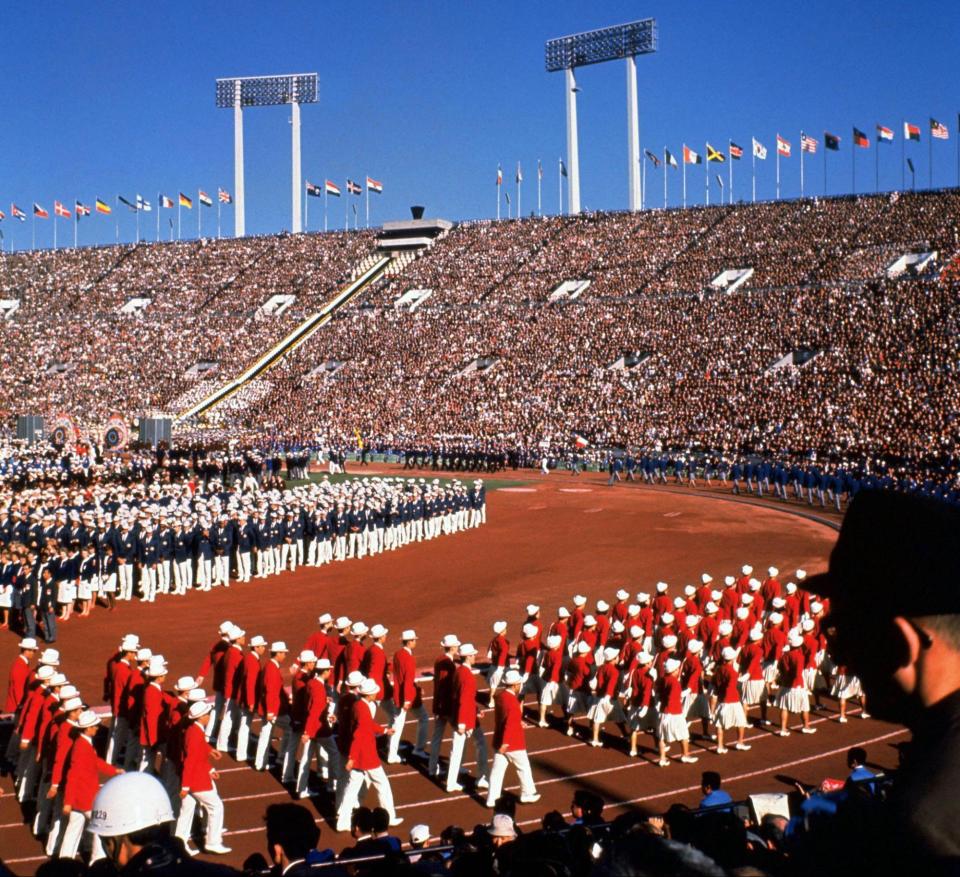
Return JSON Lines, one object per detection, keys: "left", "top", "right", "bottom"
{"left": 216, "top": 73, "right": 318, "bottom": 237}
{"left": 546, "top": 20, "right": 657, "bottom": 215}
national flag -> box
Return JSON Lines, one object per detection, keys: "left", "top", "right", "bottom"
{"left": 752, "top": 138, "right": 767, "bottom": 160}
{"left": 573, "top": 433, "right": 589, "bottom": 449}
{"left": 776, "top": 135, "right": 791, "bottom": 157}
{"left": 160, "top": 195, "right": 175, "bottom": 208}
{"left": 504, "top": 191, "right": 511, "bottom": 205}
{"left": 644, "top": 149, "right": 661, "bottom": 168}
{"left": 515, "top": 162, "right": 523, "bottom": 184}
{"left": 853, "top": 127, "right": 869, "bottom": 148}
{"left": 11, "top": 204, "right": 26, "bottom": 221}
{"left": 179, "top": 192, "right": 192, "bottom": 208}
{"left": 305, "top": 181, "right": 323, "bottom": 197}
{"left": 54, "top": 201, "right": 71, "bottom": 218}
{"left": 559, "top": 158, "right": 568, "bottom": 177}
{"left": 198, "top": 190, "right": 213, "bottom": 207}
{"left": 366, "top": 177, "right": 383, "bottom": 194}
{"left": 904, "top": 122, "right": 920, "bottom": 142}
{"left": 729, "top": 142, "right": 743, "bottom": 160}
{"left": 931, "top": 117, "right": 949, "bottom": 140}
{"left": 683, "top": 145, "right": 702, "bottom": 164}
{"left": 118, "top": 195, "right": 138, "bottom": 211}
{"left": 137, "top": 195, "right": 152, "bottom": 211}
{"left": 95, "top": 198, "right": 111, "bottom": 215}
{"left": 75, "top": 201, "right": 91, "bottom": 217}
{"left": 706, "top": 143, "right": 725, "bottom": 163}
{"left": 346, "top": 179, "right": 362, "bottom": 195}
{"left": 33, "top": 203, "right": 49, "bottom": 218}
{"left": 664, "top": 148, "right": 678, "bottom": 168}
{"left": 801, "top": 133, "right": 818, "bottom": 154}
{"left": 0, "top": 209, "right": 5, "bottom": 221}
{"left": 218, "top": 188, "right": 232, "bottom": 204}
{"left": 715, "top": 174, "right": 724, "bottom": 189}
{"left": 497, "top": 164, "right": 503, "bottom": 186}
{"left": 907, "top": 158, "right": 915, "bottom": 174}
{"left": 325, "top": 180, "right": 341, "bottom": 197}
{"left": 824, "top": 132, "right": 841, "bottom": 151}
{"left": 876, "top": 124, "right": 894, "bottom": 143}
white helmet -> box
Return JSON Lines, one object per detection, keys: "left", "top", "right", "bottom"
{"left": 88, "top": 772, "right": 174, "bottom": 836}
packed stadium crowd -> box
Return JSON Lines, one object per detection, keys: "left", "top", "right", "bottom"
{"left": 4, "top": 562, "right": 878, "bottom": 874}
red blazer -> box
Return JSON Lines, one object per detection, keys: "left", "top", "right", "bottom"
{"left": 566, "top": 656, "right": 591, "bottom": 693}
{"left": 197, "top": 638, "right": 229, "bottom": 688}
{"left": 453, "top": 664, "right": 480, "bottom": 730}
{"left": 715, "top": 663, "right": 741, "bottom": 704}
{"left": 302, "top": 677, "right": 332, "bottom": 739}
{"left": 5, "top": 655, "right": 31, "bottom": 713}
{"left": 291, "top": 670, "right": 311, "bottom": 726}
{"left": 392, "top": 648, "right": 421, "bottom": 708}
{"left": 360, "top": 644, "right": 391, "bottom": 701}
{"left": 110, "top": 660, "right": 132, "bottom": 718}
{"left": 658, "top": 674, "right": 683, "bottom": 715}
{"left": 348, "top": 698, "right": 384, "bottom": 771}
{"left": 595, "top": 614, "right": 611, "bottom": 647}
{"left": 240, "top": 652, "right": 261, "bottom": 710}
{"left": 50, "top": 719, "right": 77, "bottom": 786}
{"left": 628, "top": 667, "right": 655, "bottom": 709}
{"left": 257, "top": 659, "right": 288, "bottom": 718}
{"left": 515, "top": 639, "right": 539, "bottom": 677}
{"left": 181, "top": 721, "right": 215, "bottom": 793}
{"left": 432, "top": 655, "right": 456, "bottom": 718}
{"left": 121, "top": 668, "right": 146, "bottom": 726}
{"left": 488, "top": 634, "right": 510, "bottom": 668}
{"left": 541, "top": 647, "right": 564, "bottom": 684}
{"left": 63, "top": 735, "right": 118, "bottom": 811}
{"left": 17, "top": 682, "right": 46, "bottom": 740}
{"left": 164, "top": 700, "right": 190, "bottom": 768}
{"left": 304, "top": 631, "right": 328, "bottom": 660}
{"left": 140, "top": 682, "right": 164, "bottom": 747}
{"left": 221, "top": 645, "right": 244, "bottom": 701}
{"left": 595, "top": 663, "right": 620, "bottom": 698}
{"left": 492, "top": 689, "right": 525, "bottom": 752}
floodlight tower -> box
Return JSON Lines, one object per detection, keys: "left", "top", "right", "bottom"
{"left": 545, "top": 20, "right": 657, "bottom": 214}
{"left": 216, "top": 73, "right": 319, "bottom": 236}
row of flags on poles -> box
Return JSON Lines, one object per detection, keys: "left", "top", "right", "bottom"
{"left": 1, "top": 190, "right": 233, "bottom": 223}
{"left": 304, "top": 177, "right": 383, "bottom": 198}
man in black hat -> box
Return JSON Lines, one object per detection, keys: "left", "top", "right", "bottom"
{"left": 802, "top": 489, "right": 960, "bottom": 865}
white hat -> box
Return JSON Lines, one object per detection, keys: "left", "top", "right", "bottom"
{"left": 40, "top": 648, "right": 60, "bottom": 666}
{"left": 701, "top": 574, "right": 713, "bottom": 585}
{"left": 583, "top": 614, "right": 597, "bottom": 627}
{"left": 62, "top": 696, "right": 84, "bottom": 712}
{"left": 230, "top": 626, "right": 245, "bottom": 641}
{"left": 736, "top": 607, "right": 750, "bottom": 620}
{"left": 218, "top": 621, "right": 234, "bottom": 635}
{"left": 298, "top": 650, "right": 318, "bottom": 664}
{"left": 120, "top": 635, "right": 139, "bottom": 652}
{"left": 683, "top": 585, "right": 696, "bottom": 598}
{"left": 749, "top": 628, "right": 763, "bottom": 642}
{"left": 768, "top": 567, "right": 779, "bottom": 577}
{"left": 687, "top": 640, "right": 703, "bottom": 654}
{"left": 88, "top": 772, "right": 174, "bottom": 837}
{"left": 346, "top": 671, "right": 366, "bottom": 688}
{"left": 525, "top": 604, "right": 540, "bottom": 615}
{"left": 522, "top": 623, "right": 538, "bottom": 639}
{"left": 441, "top": 634, "right": 461, "bottom": 649}
{"left": 749, "top": 579, "right": 761, "bottom": 591}
{"left": 77, "top": 710, "right": 101, "bottom": 729}
{"left": 788, "top": 632, "right": 804, "bottom": 648}
{"left": 558, "top": 607, "right": 571, "bottom": 619}
{"left": 724, "top": 576, "right": 736, "bottom": 586}
{"left": 638, "top": 651, "right": 654, "bottom": 664}
{"left": 741, "top": 594, "right": 754, "bottom": 605}
{"left": 60, "top": 685, "right": 79, "bottom": 700}
{"left": 577, "top": 641, "right": 592, "bottom": 655}
{"left": 490, "top": 813, "right": 517, "bottom": 839}
{"left": 660, "top": 612, "right": 674, "bottom": 626}
{"left": 187, "top": 688, "right": 207, "bottom": 703}
{"left": 175, "top": 676, "right": 196, "bottom": 692}
{"left": 785, "top": 582, "right": 797, "bottom": 595}
{"left": 136, "top": 648, "right": 153, "bottom": 662}
{"left": 685, "top": 615, "right": 699, "bottom": 628}
{"left": 801, "top": 619, "right": 815, "bottom": 632}
{"left": 503, "top": 669, "right": 523, "bottom": 686}
{"left": 627, "top": 605, "right": 640, "bottom": 617}
{"left": 705, "top": 602, "right": 719, "bottom": 615}
{"left": 316, "top": 658, "right": 332, "bottom": 670}
{"left": 370, "top": 624, "right": 388, "bottom": 638}
{"left": 772, "top": 597, "right": 787, "bottom": 609}
{"left": 629, "top": 625, "right": 642, "bottom": 639}
{"left": 602, "top": 647, "right": 619, "bottom": 662}
{"left": 656, "top": 582, "right": 669, "bottom": 593}
{"left": 335, "top": 616, "right": 352, "bottom": 630}
{"left": 661, "top": 634, "right": 678, "bottom": 648}
{"left": 410, "top": 824, "right": 431, "bottom": 844}
{"left": 611, "top": 620, "right": 625, "bottom": 634}
{"left": 18, "top": 637, "right": 38, "bottom": 650}
{"left": 189, "top": 701, "right": 213, "bottom": 720}
{"left": 673, "top": 597, "right": 686, "bottom": 609}
{"left": 271, "top": 641, "right": 288, "bottom": 653}
{"left": 722, "top": 647, "right": 738, "bottom": 662}
{"left": 711, "top": 590, "right": 723, "bottom": 602}
{"left": 616, "top": 589, "right": 630, "bottom": 601}
{"left": 492, "top": 621, "right": 507, "bottom": 635}
{"left": 636, "top": 592, "right": 651, "bottom": 604}
{"left": 546, "top": 635, "right": 562, "bottom": 649}
{"left": 37, "top": 665, "right": 55, "bottom": 681}
{"left": 402, "top": 629, "right": 418, "bottom": 642}
{"left": 146, "top": 657, "right": 168, "bottom": 677}
{"left": 742, "top": 565, "right": 753, "bottom": 575}
{"left": 665, "top": 658, "right": 682, "bottom": 674}
{"left": 718, "top": 621, "right": 733, "bottom": 636}
{"left": 573, "top": 594, "right": 587, "bottom": 606}
{"left": 459, "top": 643, "right": 478, "bottom": 658}
{"left": 796, "top": 569, "right": 807, "bottom": 580}
{"left": 249, "top": 635, "right": 267, "bottom": 648}
{"left": 359, "top": 678, "right": 379, "bottom": 697}
{"left": 351, "top": 622, "right": 369, "bottom": 637}
{"left": 49, "top": 673, "right": 67, "bottom": 687}
{"left": 596, "top": 600, "right": 609, "bottom": 613}
{"left": 768, "top": 612, "right": 784, "bottom": 625}
{"left": 810, "top": 601, "right": 823, "bottom": 614}
{"left": 318, "top": 613, "right": 333, "bottom": 625}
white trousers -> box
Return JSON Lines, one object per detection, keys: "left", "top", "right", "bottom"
{"left": 254, "top": 716, "right": 295, "bottom": 780}
{"left": 335, "top": 766, "right": 396, "bottom": 832}
{"left": 158, "top": 560, "right": 171, "bottom": 594}
{"left": 447, "top": 726, "right": 489, "bottom": 791}
{"left": 216, "top": 699, "right": 239, "bottom": 752}
{"left": 388, "top": 704, "right": 428, "bottom": 760}
{"left": 485, "top": 749, "right": 537, "bottom": 806}
{"left": 296, "top": 734, "right": 341, "bottom": 796}
{"left": 117, "top": 563, "right": 134, "bottom": 600}
{"left": 175, "top": 785, "right": 225, "bottom": 849}
{"left": 59, "top": 810, "right": 105, "bottom": 862}
{"left": 235, "top": 706, "right": 254, "bottom": 761}
{"left": 238, "top": 551, "right": 252, "bottom": 582}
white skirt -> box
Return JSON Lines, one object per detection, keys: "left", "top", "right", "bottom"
{"left": 588, "top": 696, "right": 625, "bottom": 724}
{"left": 0, "top": 586, "right": 11, "bottom": 608}
{"left": 714, "top": 701, "right": 748, "bottom": 730}
{"left": 777, "top": 686, "right": 810, "bottom": 713}
{"left": 682, "top": 691, "right": 710, "bottom": 720}
{"left": 487, "top": 665, "right": 506, "bottom": 689}
{"left": 831, "top": 674, "right": 862, "bottom": 700}
{"left": 57, "top": 581, "right": 77, "bottom": 604}
{"left": 659, "top": 712, "right": 690, "bottom": 743}
{"left": 802, "top": 667, "right": 825, "bottom": 692}
{"left": 762, "top": 661, "right": 778, "bottom": 684}
{"left": 78, "top": 579, "right": 94, "bottom": 600}
{"left": 740, "top": 679, "right": 766, "bottom": 706}
{"left": 100, "top": 573, "right": 117, "bottom": 594}
{"left": 539, "top": 680, "right": 562, "bottom": 707}
{"left": 628, "top": 704, "right": 659, "bottom": 733}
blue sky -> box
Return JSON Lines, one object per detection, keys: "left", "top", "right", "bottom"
{"left": 1, "top": 1, "right": 957, "bottom": 248}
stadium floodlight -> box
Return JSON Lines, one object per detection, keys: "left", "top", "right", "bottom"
{"left": 216, "top": 73, "right": 319, "bottom": 236}
{"left": 545, "top": 20, "right": 657, "bottom": 214}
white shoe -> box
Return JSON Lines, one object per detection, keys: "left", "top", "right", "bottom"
{"left": 537, "top": 721, "right": 549, "bottom": 728}
{"left": 837, "top": 716, "right": 848, "bottom": 723}
{"left": 629, "top": 749, "right": 638, "bottom": 757}
{"left": 205, "top": 844, "right": 232, "bottom": 855}
{"left": 566, "top": 726, "right": 575, "bottom": 737}
{"left": 184, "top": 844, "right": 199, "bottom": 857}
{"left": 589, "top": 740, "right": 603, "bottom": 748}
{"left": 777, "top": 730, "right": 791, "bottom": 737}
{"left": 734, "top": 743, "right": 751, "bottom": 751}
{"left": 520, "top": 794, "right": 541, "bottom": 804}
{"left": 715, "top": 747, "right": 728, "bottom": 755}
{"left": 861, "top": 712, "right": 871, "bottom": 719}
{"left": 446, "top": 783, "right": 464, "bottom": 793}
{"left": 477, "top": 777, "right": 489, "bottom": 790}
{"left": 386, "top": 755, "right": 403, "bottom": 764}
{"left": 800, "top": 727, "right": 817, "bottom": 735}
{"left": 389, "top": 818, "right": 404, "bottom": 827}
{"left": 658, "top": 759, "right": 671, "bottom": 767}
{"left": 680, "top": 756, "right": 698, "bottom": 764}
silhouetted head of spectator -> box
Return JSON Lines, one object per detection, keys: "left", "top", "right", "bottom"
{"left": 264, "top": 803, "right": 321, "bottom": 868}
{"left": 351, "top": 806, "right": 375, "bottom": 839}
{"left": 847, "top": 746, "right": 867, "bottom": 769}
{"left": 571, "top": 790, "right": 605, "bottom": 824}
{"left": 541, "top": 809, "right": 568, "bottom": 832}
{"left": 371, "top": 807, "right": 393, "bottom": 837}
{"left": 493, "top": 791, "right": 518, "bottom": 819}
{"left": 594, "top": 830, "right": 725, "bottom": 877}
{"left": 701, "top": 770, "right": 722, "bottom": 796}
{"left": 759, "top": 813, "right": 789, "bottom": 849}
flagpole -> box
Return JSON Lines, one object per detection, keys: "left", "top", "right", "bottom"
{"left": 704, "top": 143, "right": 709, "bottom": 206}
{"left": 558, "top": 159, "right": 562, "bottom": 216}
{"left": 75, "top": 207, "right": 79, "bottom": 249}
{"left": 135, "top": 203, "right": 140, "bottom": 243}
{"left": 537, "top": 162, "right": 542, "bottom": 216}
{"left": 752, "top": 143, "right": 756, "bottom": 203}
{"left": 663, "top": 147, "right": 667, "bottom": 208}
{"left": 344, "top": 185, "right": 348, "bottom": 231}
{"left": 365, "top": 184, "right": 369, "bottom": 229}
{"left": 728, "top": 143, "right": 733, "bottom": 204}
{"left": 32, "top": 212, "right": 35, "bottom": 250}
{"left": 800, "top": 135, "right": 805, "bottom": 199}
{"left": 682, "top": 149, "right": 687, "bottom": 208}
{"left": 178, "top": 201, "right": 181, "bottom": 241}
{"left": 115, "top": 197, "right": 119, "bottom": 244}
{"left": 776, "top": 141, "right": 780, "bottom": 200}
{"left": 929, "top": 124, "right": 933, "bottom": 188}
{"left": 198, "top": 189, "right": 201, "bottom": 239}
{"left": 852, "top": 137, "right": 856, "bottom": 194}
{"left": 875, "top": 133, "right": 879, "bottom": 193}
{"left": 824, "top": 139, "right": 828, "bottom": 196}
{"left": 641, "top": 157, "right": 646, "bottom": 211}
{"left": 156, "top": 195, "right": 160, "bottom": 243}
{"left": 218, "top": 195, "right": 222, "bottom": 239}
{"left": 516, "top": 166, "right": 520, "bottom": 219}
{"left": 324, "top": 187, "right": 328, "bottom": 233}
{"left": 305, "top": 184, "right": 309, "bottom": 233}
{"left": 901, "top": 119, "right": 906, "bottom": 190}
{"left": 497, "top": 170, "right": 501, "bottom": 222}
{"left": 53, "top": 213, "right": 57, "bottom": 251}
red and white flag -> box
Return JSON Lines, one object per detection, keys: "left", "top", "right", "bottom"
{"left": 776, "top": 135, "right": 791, "bottom": 157}
{"left": 54, "top": 200, "right": 71, "bottom": 218}
{"left": 365, "top": 177, "right": 383, "bottom": 194}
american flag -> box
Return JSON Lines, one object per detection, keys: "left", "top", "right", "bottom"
{"left": 931, "top": 118, "right": 949, "bottom": 140}
{"left": 801, "top": 133, "right": 818, "bottom": 154}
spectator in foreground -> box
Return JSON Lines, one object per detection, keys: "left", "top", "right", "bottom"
{"left": 698, "top": 771, "right": 733, "bottom": 810}
{"left": 264, "top": 803, "right": 328, "bottom": 877}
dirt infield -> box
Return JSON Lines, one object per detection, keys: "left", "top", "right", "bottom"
{"left": 0, "top": 469, "right": 903, "bottom": 872}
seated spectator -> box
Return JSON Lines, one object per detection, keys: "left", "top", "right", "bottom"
{"left": 264, "top": 803, "right": 332, "bottom": 876}
{"left": 698, "top": 771, "right": 734, "bottom": 810}
{"left": 570, "top": 790, "right": 605, "bottom": 826}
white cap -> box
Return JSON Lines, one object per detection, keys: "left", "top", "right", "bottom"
{"left": 786, "top": 583, "right": 797, "bottom": 595}
{"left": 351, "top": 622, "right": 369, "bottom": 637}
{"left": 346, "top": 671, "right": 366, "bottom": 688}
{"left": 359, "top": 678, "right": 379, "bottom": 697}
{"left": 741, "top": 594, "right": 754, "bottom": 605}
{"left": 636, "top": 593, "right": 650, "bottom": 604}
{"left": 249, "top": 635, "right": 267, "bottom": 648}
{"left": 749, "top": 578, "right": 761, "bottom": 591}
{"left": 810, "top": 601, "right": 823, "bottom": 614}
{"left": 402, "top": 629, "right": 417, "bottom": 642}
{"left": 796, "top": 569, "right": 807, "bottom": 580}
{"left": 638, "top": 651, "right": 654, "bottom": 664}
{"left": 522, "top": 623, "right": 538, "bottom": 639}
{"left": 136, "top": 648, "right": 153, "bottom": 662}
{"left": 271, "top": 641, "right": 288, "bottom": 653}
{"left": 629, "top": 625, "right": 642, "bottom": 639}
{"left": 218, "top": 621, "right": 234, "bottom": 635}
{"left": 749, "top": 628, "right": 763, "bottom": 642}
{"left": 768, "top": 612, "right": 784, "bottom": 625}
{"left": 120, "top": 635, "right": 139, "bottom": 652}
{"left": 685, "top": 615, "right": 699, "bottom": 628}
{"left": 660, "top": 612, "right": 674, "bottom": 626}
{"left": 492, "top": 621, "right": 507, "bottom": 635}
{"left": 490, "top": 813, "right": 517, "bottom": 839}
{"left": 187, "top": 688, "right": 207, "bottom": 703}
{"left": 175, "top": 676, "right": 196, "bottom": 692}
{"left": 410, "top": 824, "right": 431, "bottom": 844}
{"left": 525, "top": 604, "right": 540, "bottom": 615}
{"left": 683, "top": 585, "right": 696, "bottom": 598}
{"left": 701, "top": 574, "right": 713, "bottom": 585}
{"left": 368, "top": 624, "right": 387, "bottom": 639}
{"left": 656, "top": 582, "right": 669, "bottom": 593}
{"left": 49, "top": 673, "right": 67, "bottom": 687}
{"left": 577, "top": 641, "right": 592, "bottom": 655}
{"left": 596, "top": 600, "right": 609, "bottom": 613}
{"left": 711, "top": 590, "right": 723, "bottom": 602}
{"left": 573, "top": 594, "right": 587, "bottom": 606}
{"left": 616, "top": 589, "right": 630, "bottom": 601}
{"left": 441, "top": 634, "right": 461, "bottom": 649}
{"left": 146, "top": 657, "right": 168, "bottom": 677}
{"left": 62, "top": 696, "right": 84, "bottom": 712}
{"left": 459, "top": 643, "right": 478, "bottom": 658}
{"left": 18, "top": 637, "right": 38, "bottom": 650}
{"left": 611, "top": 621, "right": 625, "bottom": 634}
{"left": 705, "top": 602, "right": 719, "bottom": 614}
{"left": 718, "top": 621, "right": 733, "bottom": 636}
{"left": 661, "top": 634, "right": 678, "bottom": 648}
{"left": 725, "top": 576, "right": 736, "bottom": 586}
{"left": 627, "top": 605, "right": 640, "bottom": 617}
{"left": 687, "top": 640, "right": 703, "bottom": 654}
{"left": 40, "top": 648, "right": 60, "bottom": 666}
{"left": 298, "top": 650, "right": 318, "bottom": 664}
{"left": 665, "top": 658, "right": 682, "bottom": 674}
{"left": 335, "top": 616, "right": 352, "bottom": 630}
{"left": 503, "top": 669, "right": 523, "bottom": 686}
{"left": 772, "top": 597, "right": 787, "bottom": 609}
{"left": 77, "top": 710, "right": 101, "bottom": 729}
{"left": 558, "top": 607, "right": 571, "bottom": 619}
{"left": 546, "top": 635, "right": 562, "bottom": 649}
{"left": 318, "top": 613, "right": 333, "bottom": 625}
{"left": 316, "top": 658, "right": 332, "bottom": 670}
{"left": 37, "top": 665, "right": 55, "bottom": 681}
{"left": 736, "top": 607, "right": 750, "bottom": 620}
{"left": 788, "top": 632, "right": 804, "bottom": 648}
{"left": 801, "top": 619, "right": 815, "bottom": 632}
{"left": 742, "top": 565, "right": 753, "bottom": 575}
{"left": 583, "top": 614, "right": 597, "bottom": 627}
{"left": 673, "top": 597, "right": 686, "bottom": 609}
{"left": 768, "top": 567, "right": 779, "bottom": 577}
{"left": 189, "top": 701, "right": 213, "bottom": 719}
{"left": 88, "top": 772, "right": 174, "bottom": 837}
{"left": 60, "top": 685, "right": 79, "bottom": 700}
{"left": 602, "top": 647, "right": 619, "bottom": 662}
{"left": 230, "top": 626, "right": 245, "bottom": 641}
{"left": 722, "top": 647, "right": 738, "bottom": 662}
